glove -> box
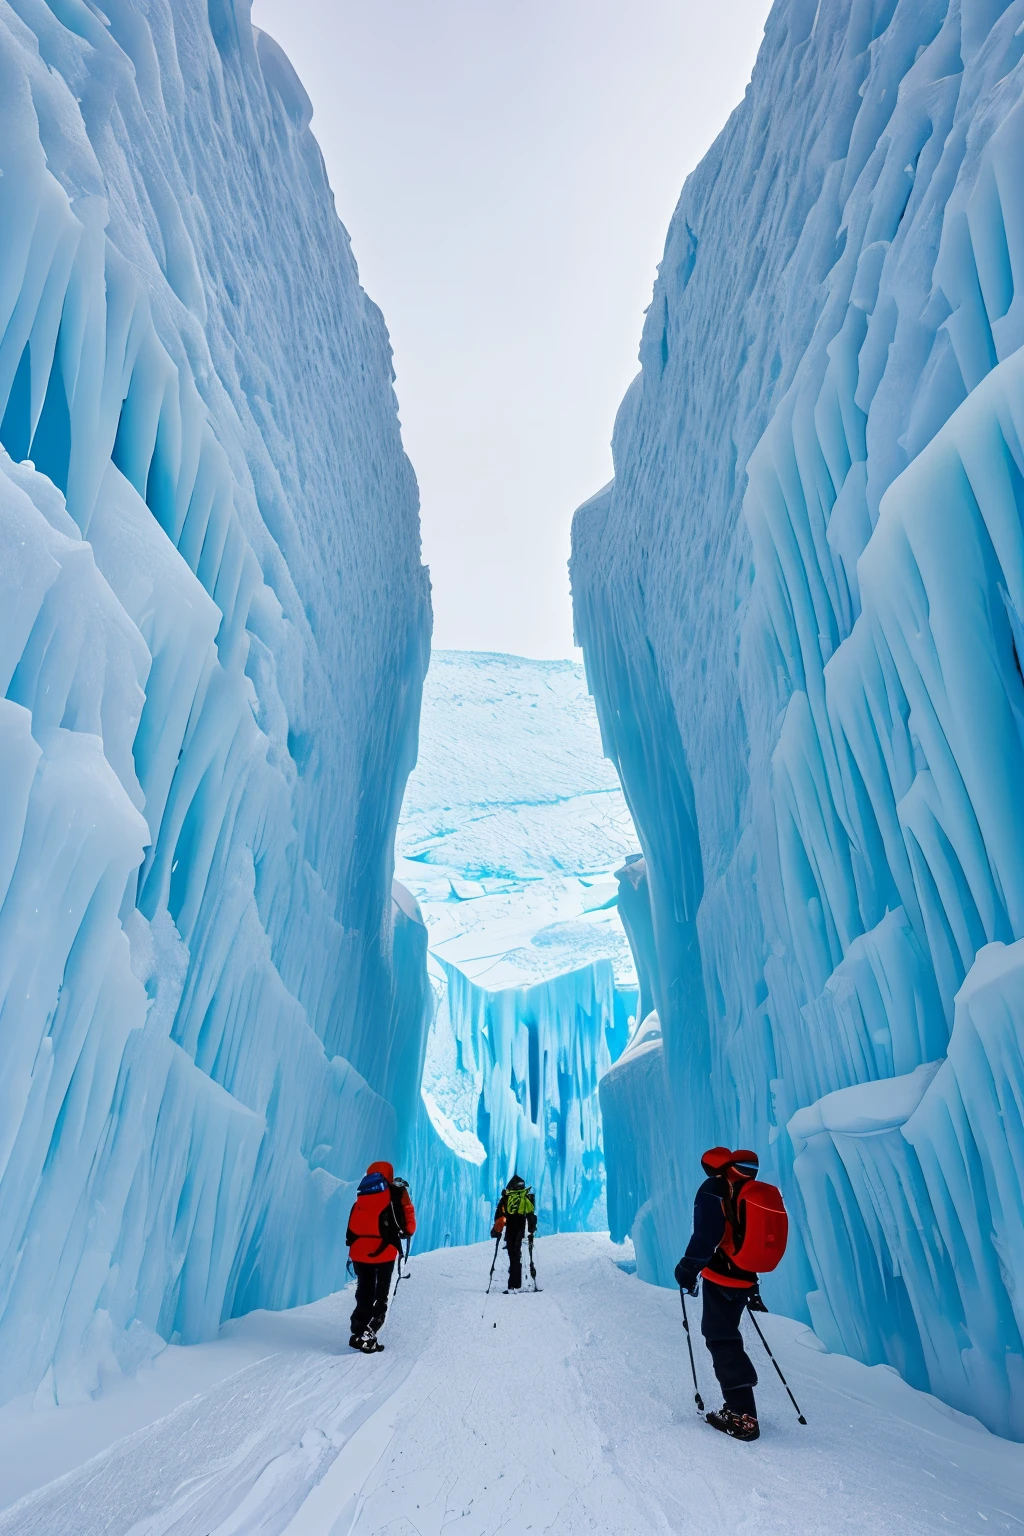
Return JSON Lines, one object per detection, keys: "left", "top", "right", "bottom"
{"left": 674, "top": 1257, "right": 699, "bottom": 1295}
{"left": 490, "top": 1224, "right": 501, "bottom": 1239}
{"left": 747, "top": 1284, "right": 768, "bottom": 1314}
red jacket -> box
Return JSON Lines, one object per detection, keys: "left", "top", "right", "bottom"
{"left": 346, "top": 1161, "right": 416, "bottom": 1264}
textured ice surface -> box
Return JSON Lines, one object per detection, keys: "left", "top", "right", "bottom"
{"left": 572, "top": 0, "right": 1024, "bottom": 1435}
{"left": 0, "top": 3, "right": 430, "bottom": 1407}
{"left": 397, "top": 652, "right": 639, "bottom": 1240}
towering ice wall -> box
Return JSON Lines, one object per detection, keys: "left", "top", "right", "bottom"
{"left": 397, "top": 652, "right": 639, "bottom": 1243}
{"left": 572, "top": 0, "right": 1024, "bottom": 1437}
{"left": 0, "top": 1, "right": 430, "bottom": 1406}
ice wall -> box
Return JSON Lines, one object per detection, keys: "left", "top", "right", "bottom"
{"left": 598, "top": 1010, "right": 688, "bottom": 1285}
{"left": 397, "top": 653, "right": 639, "bottom": 1239}
{"left": 417, "top": 954, "right": 625, "bottom": 1240}
{"left": 598, "top": 860, "right": 688, "bottom": 1285}
{"left": 0, "top": 1, "right": 430, "bottom": 1407}
{"left": 572, "top": 0, "right": 1024, "bottom": 1436}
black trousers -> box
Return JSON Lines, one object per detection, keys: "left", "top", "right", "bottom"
{"left": 350, "top": 1260, "right": 395, "bottom": 1336}
{"left": 504, "top": 1215, "right": 527, "bottom": 1289}
{"left": 701, "top": 1278, "right": 758, "bottom": 1416}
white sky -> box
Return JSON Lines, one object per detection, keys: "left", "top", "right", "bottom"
{"left": 249, "top": 0, "right": 772, "bottom": 657}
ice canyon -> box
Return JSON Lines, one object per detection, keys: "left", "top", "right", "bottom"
{"left": 1, "top": 0, "right": 1024, "bottom": 1461}
{"left": 572, "top": 0, "right": 1024, "bottom": 1440}
{"left": 0, "top": 0, "right": 637, "bottom": 1416}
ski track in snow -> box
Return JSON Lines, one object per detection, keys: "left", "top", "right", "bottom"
{"left": 0, "top": 1236, "right": 1020, "bottom": 1536}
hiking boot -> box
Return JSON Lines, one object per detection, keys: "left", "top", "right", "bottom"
{"left": 706, "top": 1407, "right": 759, "bottom": 1441}
{"left": 359, "top": 1329, "right": 384, "bottom": 1353}
{"left": 348, "top": 1334, "right": 362, "bottom": 1349}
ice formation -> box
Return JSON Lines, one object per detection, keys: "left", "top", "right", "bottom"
{"left": 572, "top": 0, "right": 1024, "bottom": 1437}
{"left": 396, "top": 652, "right": 639, "bottom": 1242}
{"left": 0, "top": 2, "right": 431, "bottom": 1407}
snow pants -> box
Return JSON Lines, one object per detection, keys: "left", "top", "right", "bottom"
{"left": 350, "top": 1259, "right": 395, "bottom": 1337}
{"left": 504, "top": 1215, "right": 526, "bottom": 1289}
{"left": 701, "top": 1278, "right": 758, "bottom": 1416}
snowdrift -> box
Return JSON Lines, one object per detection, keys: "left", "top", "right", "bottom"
{"left": 571, "top": 0, "right": 1024, "bottom": 1436}
{"left": 0, "top": 2, "right": 430, "bottom": 1407}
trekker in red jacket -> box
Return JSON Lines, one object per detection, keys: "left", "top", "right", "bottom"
{"left": 675, "top": 1147, "right": 765, "bottom": 1441}
{"left": 345, "top": 1161, "right": 416, "bottom": 1352}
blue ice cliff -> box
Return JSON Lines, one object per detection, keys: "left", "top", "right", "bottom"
{"left": 572, "top": 0, "right": 1024, "bottom": 1438}
{"left": 396, "top": 652, "right": 639, "bottom": 1245}
{"left": 0, "top": 2, "right": 430, "bottom": 1405}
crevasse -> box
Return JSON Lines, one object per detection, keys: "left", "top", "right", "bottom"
{"left": 0, "top": 1, "right": 431, "bottom": 1407}
{"left": 572, "top": 0, "right": 1024, "bottom": 1437}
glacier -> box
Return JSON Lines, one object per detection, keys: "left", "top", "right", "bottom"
{"left": 0, "top": 0, "right": 431, "bottom": 1408}
{"left": 572, "top": 0, "right": 1024, "bottom": 1437}
{"left": 396, "top": 651, "right": 639, "bottom": 1243}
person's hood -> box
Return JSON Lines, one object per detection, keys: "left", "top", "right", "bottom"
{"left": 367, "top": 1160, "right": 394, "bottom": 1181}
{"left": 700, "top": 1146, "right": 733, "bottom": 1176}
{"left": 507, "top": 1174, "right": 526, "bottom": 1189}
{"left": 700, "top": 1146, "right": 759, "bottom": 1181}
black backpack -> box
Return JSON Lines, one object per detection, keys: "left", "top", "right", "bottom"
{"left": 378, "top": 1177, "right": 410, "bottom": 1250}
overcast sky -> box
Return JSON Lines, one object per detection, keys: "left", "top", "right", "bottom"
{"left": 250, "top": 0, "right": 772, "bottom": 657}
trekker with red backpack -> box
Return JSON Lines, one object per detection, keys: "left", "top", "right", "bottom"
{"left": 346, "top": 1161, "right": 416, "bottom": 1352}
{"left": 674, "top": 1147, "right": 788, "bottom": 1442}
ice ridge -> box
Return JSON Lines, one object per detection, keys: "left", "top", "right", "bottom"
{"left": 572, "top": 0, "right": 1024, "bottom": 1437}
{"left": 0, "top": 2, "right": 430, "bottom": 1407}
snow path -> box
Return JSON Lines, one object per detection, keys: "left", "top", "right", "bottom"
{"left": 0, "top": 1235, "right": 1021, "bottom": 1535}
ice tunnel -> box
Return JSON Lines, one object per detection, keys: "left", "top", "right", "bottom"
{"left": 571, "top": 0, "right": 1024, "bottom": 1439}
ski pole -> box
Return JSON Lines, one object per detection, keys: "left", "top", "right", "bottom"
{"left": 391, "top": 1237, "right": 412, "bottom": 1302}
{"left": 679, "top": 1289, "right": 705, "bottom": 1413}
{"left": 527, "top": 1233, "right": 538, "bottom": 1291}
{"left": 481, "top": 1235, "right": 502, "bottom": 1317}
{"left": 746, "top": 1304, "right": 807, "bottom": 1424}
{"left": 486, "top": 1236, "right": 501, "bottom": 1293}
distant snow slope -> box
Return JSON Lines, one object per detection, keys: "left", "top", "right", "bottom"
{"left": 2, "top": 1235, "right": 1021, "bottom": 1535}
{"left": 397, "top": 652, "right": 639, "bottom": 1240}
{"left": 571, "top": 0, "right": 1024, "bottom": 1437}
{"left": 0, "top": 2, "right": 430, "bottom": 1408}
{"left": 400, "top": 650, "right": 635, "bottom": 888}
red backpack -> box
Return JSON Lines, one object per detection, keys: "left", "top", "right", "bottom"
{"left": 347, "top": 1171, "right": 408, "bottom": 1257}
{"left": 721, "top": 1179, "right": 789, "bottom": 1272}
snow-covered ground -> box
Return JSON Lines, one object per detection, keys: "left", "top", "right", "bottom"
{"left": 1, "top": 1235, "right": 1020, "bottom": 1535}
